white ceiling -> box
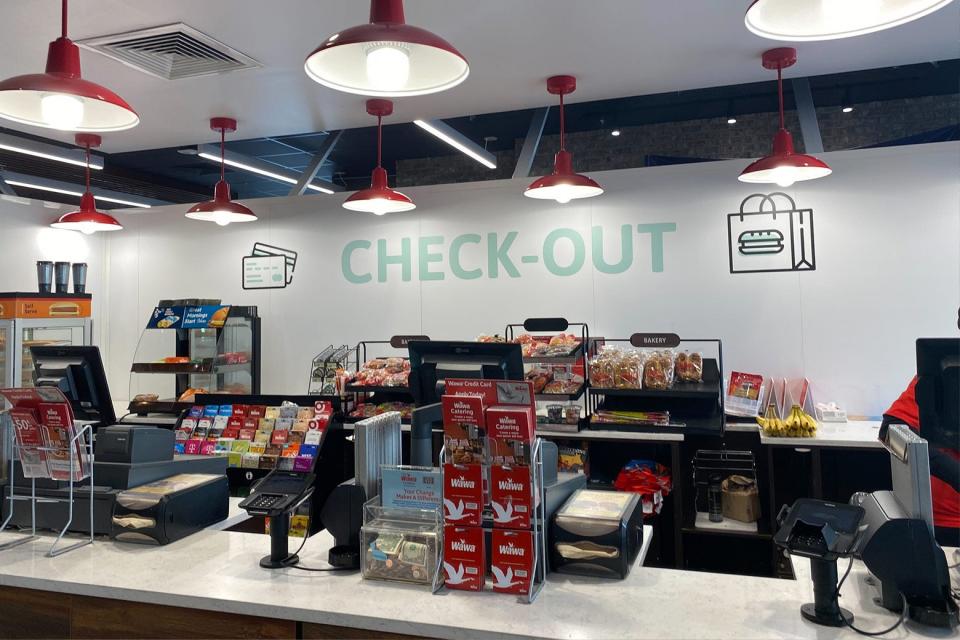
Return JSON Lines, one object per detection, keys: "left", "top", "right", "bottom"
{"left": 1, "top": 0, "right": 958, "bottom": 153}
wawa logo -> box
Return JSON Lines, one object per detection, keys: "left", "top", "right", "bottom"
{"left": 498, "top": 479, "right": 524, "bottom": 492}
{"left": 401, "top": 474, "right": 415, "bottom": 482}
{"left": 499, "top": 416, "right": 518, "bottom": 426}
{"left": 498, "top": 543, "right": 525, "bottom": 557}
{"left": 450, "top": 476, "right": 475, "bottom": 489}
{"left": 451, "top": 539, "right": 476, "bottom": 553}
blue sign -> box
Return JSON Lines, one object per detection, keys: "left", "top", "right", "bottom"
{"left": 147, "top": 305, "right": 230, "bottom": 329}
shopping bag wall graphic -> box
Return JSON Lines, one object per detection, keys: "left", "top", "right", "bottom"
{"left": 727, "top": 193, "right": 815, "bottom": 274}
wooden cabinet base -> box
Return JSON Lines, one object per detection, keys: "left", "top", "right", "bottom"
{"left": 0, "top": 586, "right": 294, "bottom": 639}
{"left": 0, "top": 587, "right": 436, "bottom": 640}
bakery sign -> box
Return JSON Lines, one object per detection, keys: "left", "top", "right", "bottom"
{"left": 340, "top": 223, "right": 677, "bottom": 284}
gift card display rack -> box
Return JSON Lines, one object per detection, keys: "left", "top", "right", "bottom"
{"left": 0, "top": 415, "right": 94, "bottom": 557}
{"left": 437, "top": 437, "right": 549, "bottom": 604}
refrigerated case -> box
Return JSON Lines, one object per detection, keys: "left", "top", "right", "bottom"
{"left": 0, "top": 293, "right": 93, "bottom": 388}
{"left": 127, "top": 302, "right": 261, "bottom": 416}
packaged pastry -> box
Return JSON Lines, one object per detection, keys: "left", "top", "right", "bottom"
{"left": 674, "top": 351, "right": 703, "bottom": 383}
{"left": 642, "top": 350, "right": 674, "bottom": 390}
{"left": 589, "top": 346, "right": 643, "bottom": 390}
{"left": 525, "top": 367, "right": 552, "bottom": 394}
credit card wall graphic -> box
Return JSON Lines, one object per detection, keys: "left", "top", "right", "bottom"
{"left": 727, "top": 193, "right": 816, "bottom": 274}
{"left": 252, "top": 243, "right": 298, "bottom": 283}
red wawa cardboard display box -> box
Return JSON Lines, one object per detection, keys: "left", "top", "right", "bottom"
{"left": 442, "top": 462, "right": 484, "bottom": 526}
{"left": 491, "top": 529, "right": 535, "bottom": 594}
{"left": 490, "top": 464, "right": 533, "bottom": 529}
{"left": 443, "top": 525, "right": 485, "bottom": 591}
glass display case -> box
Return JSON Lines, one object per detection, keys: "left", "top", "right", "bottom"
{"left": 0, "top": 293, "right": 93, "bottom": 388}
{"left": 127, "top": 302, "right": 260, "bottom": 415}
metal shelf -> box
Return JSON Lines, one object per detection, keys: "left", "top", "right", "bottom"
{"left": 590, "top": 378, "right": 720, "bottom": 400}
{"left": 534, "top": 382, "right": 586, "bottom": 402}
{"left": 131, "top": 361, "right": 251, "bottom": 375}
{"left": 343, "top": 384, "right": 412, "bottom": 395}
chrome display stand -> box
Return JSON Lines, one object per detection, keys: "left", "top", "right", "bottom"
{"left": 437, "top": 437, "right": 548, "bottom": 604}
{"left": 0, "top": 416, "right": 94, "bottom": 557}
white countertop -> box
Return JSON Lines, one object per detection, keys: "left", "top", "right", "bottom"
{"left": 0, "top": 516, "right": 947, "bottom": 640}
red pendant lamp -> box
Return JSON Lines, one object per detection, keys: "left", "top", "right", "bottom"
{"left": 0, "top": 0, "right": 139, "bottom": 132}
{"left": 745, "top": 0, "right": 956, "bottom": 41}
{"left": 525, "top": 76, "right": 603, "bottom": 204}
{"left": 343, "top": 99, "right": 416, "bottom": 216}
{"left": 739, "top": 48, "right": 832, "bottom": 188}
{"left": 305, "top": 0, "right": 469, "bottom": 97}
{"left": 186, "top": 118, "right": 257, "bottom": 226}
{"left": 51, "top": 134, "right": 123, "bottom": 234}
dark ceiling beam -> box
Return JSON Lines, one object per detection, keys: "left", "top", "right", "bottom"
{"left": 792, "top": 77, "right": 824, "bottom": 154}
{"left": 289, "top": 130, "right": 343, "bottom": 196}
{"left": 512, "top": 107, "right": 549, "bottom": 179}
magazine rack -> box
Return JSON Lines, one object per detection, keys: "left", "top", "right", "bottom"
{"left": 0, "top": 416, "right": 94, "bottom": 557}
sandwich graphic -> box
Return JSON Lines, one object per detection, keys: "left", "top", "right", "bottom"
{"left": 737, "top": 229, "right": 784, "bottom": 255}
{"left": 48, "top": 302, "right": 80, "bottom": 317}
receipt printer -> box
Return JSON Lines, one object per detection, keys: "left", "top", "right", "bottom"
{"left": 96, "top": 425, "right": 173, "bottom": 464}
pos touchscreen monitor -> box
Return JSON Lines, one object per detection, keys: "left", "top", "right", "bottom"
{"left": 29, "top": 345, "right": 116, "bottom": 426}
{"left": 407, "top": 340, "right": 524, "bottom": 406}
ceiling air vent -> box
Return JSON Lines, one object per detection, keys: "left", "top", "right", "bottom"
{"left": 77, "top": 23, "right": 260, "bottom": 81}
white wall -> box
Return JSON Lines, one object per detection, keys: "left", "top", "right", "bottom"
{"left": 4, "top": 143, "right": 957, "bottom": 417}
{"left": 0, "top": 196, "right": 107, "bottom": 311}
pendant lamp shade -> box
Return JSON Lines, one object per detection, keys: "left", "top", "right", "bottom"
{"left": 343, "top": 167, "right": 416, "bottom": 215}
{"left": 745, "top": 0, "right": 956, "bottom": 41}
{"left": 186, "top": 180, "right": 258, "bottom": 226}
{"left": 524, "top": 150, "right": 604, "bottom": 204}
{"left": 343, "top": 100, "right": 415, "bottom": 215}
{"left": 525, "top": 76, "right": 603, "bottom": 204}
{"left": 739, "top": 49, "right": 831, "bottom": 188}
{"left": 0, "top": 1, "right": 139, "bottom": 132}
{"left": 186, "top": 118, "right": 257, "bottom": 226}
{"left": 51, "top": 133, "right": 123, "bottom": 234}
{"left": 305, "top": 0, "right": 469, "bottom": 97}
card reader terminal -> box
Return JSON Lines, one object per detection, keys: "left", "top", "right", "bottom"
{"left": 239, "top": 470, "right": 316, "bottom": 568}
{"left": 239, "top": 471, "right": 316, "bottom": 516}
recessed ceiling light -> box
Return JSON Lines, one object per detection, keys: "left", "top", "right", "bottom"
{"left": 727, "top": 118, "right": 738, "bottom": 125}
{"left": 842, "top": 106, "right": 854, "bottom": 113}
{"left": 611, "top": 129, "right": 621, "bottom": 137}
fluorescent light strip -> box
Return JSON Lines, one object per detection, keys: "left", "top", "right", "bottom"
{"left": 197, "top": 152, "right": 335, "bottom": 195}
{"left": 0, "top": 143, "right": 104, "bottom": 170}
{"left": 413, "top": 120, "right": 497, "bottom": 169}
{"left": 3, "top": 180, "right": 151, "bottom": 209}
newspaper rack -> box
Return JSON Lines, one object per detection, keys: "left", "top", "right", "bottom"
{"left": 0, "top": 415, "right": 94, "bottom": 557}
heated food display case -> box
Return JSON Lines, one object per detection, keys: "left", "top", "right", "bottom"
{"left": 127, "top": 301, "right": 260, "bottom": 416}
{"left": 0, "top": 293, "right": 93, "bottom": 388}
